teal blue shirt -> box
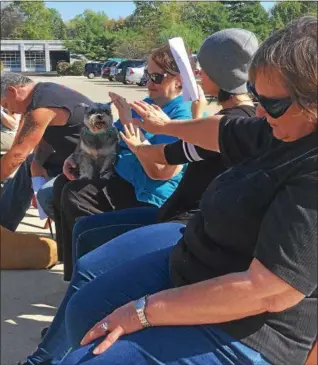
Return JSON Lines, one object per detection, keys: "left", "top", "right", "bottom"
{"left": 114, "top": 95, "right": 192, "bottom": 207}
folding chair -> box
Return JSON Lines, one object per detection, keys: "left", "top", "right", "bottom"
{"left": 31, "top": 194, "right": 54, "bottom": 239}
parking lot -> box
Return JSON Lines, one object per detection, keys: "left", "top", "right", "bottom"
{"left": 31, "top": 75, "right": 220, "bottom": 117}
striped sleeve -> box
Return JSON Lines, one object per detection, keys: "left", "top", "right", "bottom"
{"left": 164, "top": 139, "right": 219, "bottom": 165}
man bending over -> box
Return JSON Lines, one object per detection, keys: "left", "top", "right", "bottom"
{"left": 0, "top": 72, "right": 93, "bottom": 231}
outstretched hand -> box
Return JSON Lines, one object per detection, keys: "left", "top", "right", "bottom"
{"left": 130, "top": 101, "right": 171, "bottom": 134}
{"left": 109, "top": 92, "right": 132, "bottom": 126}
{"left": 119, "top": 123, "right": 147, "bottom": 154}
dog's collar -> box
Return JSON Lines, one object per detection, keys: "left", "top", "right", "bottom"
{"left": 83, "top": 127, "right": 107, "bottom": 136}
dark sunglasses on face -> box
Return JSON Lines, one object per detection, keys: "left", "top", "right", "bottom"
{"left": 145, "top": 70, "right": 168, "bottom": 85}
{"left": 247, "top": 82, "right": 292, "bottom": 119}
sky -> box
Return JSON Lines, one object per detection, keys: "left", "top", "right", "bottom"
{"left": 45, "top": 1, "right": 276, "bottom": 21}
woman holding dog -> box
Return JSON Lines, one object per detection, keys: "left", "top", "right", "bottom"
{"left": 52, "top": 44, "right": 193, "bottom": 281}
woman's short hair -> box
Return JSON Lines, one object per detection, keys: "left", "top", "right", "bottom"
{"left": 151, "top": 45, "right": 180, "bottom": 76}
{"left": 249, "top": 16, "right": 317, "bottom": 119}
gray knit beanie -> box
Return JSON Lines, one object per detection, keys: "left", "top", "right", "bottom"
{"left": 198, "top": 28, "right": 259, "bottom": 94}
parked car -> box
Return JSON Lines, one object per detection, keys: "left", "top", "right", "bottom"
{"left": 115, "top": 60, "right": 146, "bottom": 84}
{"left": 102, "top": 58, "right": 126, "bottom": 79}
{"left": 125, "top": 63, "right": 146, "bottom": 84}
{"left": 101, "top": 61, "right": 117, "bottom": 78}
{"left": 84, "top": 62, "right": 104, "bottom": 79}
{"left": 108, "top": 63, "right": 120, "bottom": 81}
{"left": 137, "top": 66, "right": 149, "bottom": 86}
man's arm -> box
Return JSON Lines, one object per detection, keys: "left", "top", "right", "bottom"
{"left": 0, "top": 108, "right": 56, "bottom": 181}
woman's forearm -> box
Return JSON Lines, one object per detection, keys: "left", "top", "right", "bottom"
{"left": 157, "top": 115, "right": 223, "bottom": 152}
{"left": 135, "top": 143, "right": 182, "bottom": 180}
{"left": 146, "top": 257, "right": 304, "bottom": 327}
{"left": 146, "top": 271, "right": 268, "bottom": 327}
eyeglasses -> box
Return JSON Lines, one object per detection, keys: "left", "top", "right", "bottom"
{"left": 247, "top": 82, "right": 292, "bottom": 119}
{"left": 145, "top": 70, "right": 168, "bottom": 85}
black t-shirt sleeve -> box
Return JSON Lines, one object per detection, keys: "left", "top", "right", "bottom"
{"left": 254, "top": 173, "right": 318, "bottom": 295}
{"left": 219, "top": 116, "right": 271, "bottom": 167}
{"left": 164, "top": 140, "right": 219, "bottom": 165}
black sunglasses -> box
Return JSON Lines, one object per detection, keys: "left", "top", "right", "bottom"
{"left": 145, "top": 70, "right": 168, "bottom": 85}
{"left": 247, "top": 82, "right": 292, "bottom": 119}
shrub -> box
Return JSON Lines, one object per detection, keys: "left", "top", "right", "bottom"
{"left": 70, "top": 60, "right": 85, "bottom": 76}
{"left": 56, "top": 61, "right": 71, "bottom": 75}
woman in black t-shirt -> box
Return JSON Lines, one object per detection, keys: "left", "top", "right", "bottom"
{"left": 54, "top": 17, "right": 316, "bottom": 365}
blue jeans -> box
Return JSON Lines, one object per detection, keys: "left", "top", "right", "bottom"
{"left": 37, "top": 176, "right": 58, "bottom": 219}
{"left": 26, "top": 223, "right": 185, "bottom": 365}
{"left": 61, "top": 227, "right": 269, "bottom": 365}
{"left": 72, "top": 207, "right": 159, "bottom": 263}
{"left": 0, "top": 154, "right": 59, "bottom": 231}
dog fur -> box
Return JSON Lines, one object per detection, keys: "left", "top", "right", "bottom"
{"left": 70, "top": 102, "right": 120, "bottom": 179}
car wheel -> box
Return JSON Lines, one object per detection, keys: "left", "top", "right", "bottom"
{"left": 88, "top": 73, "right": 95, "bottom": 79}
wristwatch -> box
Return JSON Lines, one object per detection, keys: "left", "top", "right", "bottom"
{"left": 135, "top": 295, "right": 152, "bottom": 328}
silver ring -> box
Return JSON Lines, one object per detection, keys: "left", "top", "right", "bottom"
{"left": 100, "top": 322, "right": 108, "bottom": 333}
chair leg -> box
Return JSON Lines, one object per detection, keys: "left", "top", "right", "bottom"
{"left": 44, "top": 218, "right": 54, "bottom": 239}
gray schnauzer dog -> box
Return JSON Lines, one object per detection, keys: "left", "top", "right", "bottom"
{"left": 70, "top": 102, "right": 120, "bottom": 179}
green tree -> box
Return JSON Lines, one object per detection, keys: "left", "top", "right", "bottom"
{"left": 9, "top": 1, "right": 65, "bottom": 40}
{"left": 156, "top": 2, "right": 204, "bottom": 51}
{"left": 64, "top": 9, "right": 114, "bottom": 60}
{"left": 1, "top": 2, "right": 23, "bottom": 39}
{"left": 48, "top": 8, "right": 67, "bottom": 39}
{"left": 226, "top": 1, "right": 271, "bottom": 41}
{"left": 271, "top": 1, "right": 318, "bottom": 30}
{"left": 2, "top": 1, "right": 65, "bottom": 40}
{"left": 181, "top": 2, "right": 230, "bottom": 37}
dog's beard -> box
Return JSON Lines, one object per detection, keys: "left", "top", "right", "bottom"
{"left": 84, "top": 113, "right": 113, "bottom": 134}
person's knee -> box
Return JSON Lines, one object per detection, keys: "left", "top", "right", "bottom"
{"left": 37, "top": 186, "right": 54, "bottom": 218}
{"left": 73, "top": 216, "right": 90, "bottom": 243}
{"left": 60, "top": 180, "right": 83, "bottom": 207}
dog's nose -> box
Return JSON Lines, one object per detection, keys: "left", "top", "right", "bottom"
{"left": 96, "top": 114, "right": 103, "bottom": 121}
